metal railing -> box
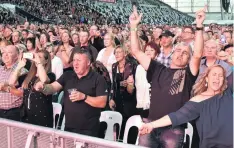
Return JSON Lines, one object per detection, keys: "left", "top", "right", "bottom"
{"left": 0, "top": 118, "right": 145, "bottom": 148}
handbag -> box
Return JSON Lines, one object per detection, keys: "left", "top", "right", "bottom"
{"left": 20, "top": 85, "right": 33, "bottom": 118}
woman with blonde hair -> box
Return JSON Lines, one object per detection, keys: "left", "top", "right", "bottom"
{"left": 110, "top": 45, "right": 137, "bottom": 141}
{"left": 140, "top": 65, "right": 233, "bottom": 148}
{"left": 97, "top": 33, "right": 116, "bottom": 81}
{"left": 9, "top": 50, "right": 56, "bottom": 127}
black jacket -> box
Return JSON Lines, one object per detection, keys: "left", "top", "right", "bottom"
{"left": 111, "top": 58, "right": 138, "bottom": 117}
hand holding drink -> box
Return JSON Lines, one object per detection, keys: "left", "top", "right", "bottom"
{"left": 68, "top": 88, "right": 86, "bottom": 102}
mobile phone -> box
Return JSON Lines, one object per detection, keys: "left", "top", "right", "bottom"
{"left": 23, "top": 53, "right": 33, "bottom": 60}
{"left": 220, "top": 35, "right": 226, "bottom": 44}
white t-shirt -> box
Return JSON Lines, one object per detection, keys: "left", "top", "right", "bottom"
{"left": 96, "top": 48, "right": 116, "bottom": 81}
{"left": 52, "top": 56, "right": 63, "bottom": 80}
{"left": 135, "top": 65, "right": 151, "bottom": 109}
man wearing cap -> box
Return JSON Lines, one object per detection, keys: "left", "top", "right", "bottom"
{"left": 156, "top": 30, "right": 175, "bottom": 67}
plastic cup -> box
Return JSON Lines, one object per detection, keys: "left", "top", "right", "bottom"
{"left": 67, "top": 88, "right": 77, "bottom": 95}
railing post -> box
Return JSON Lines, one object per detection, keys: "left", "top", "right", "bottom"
{"left": 75, "top": 141, "right": 85, "bottom": 148}
{"left": 7, "top": 126, "right": 12, "bottom": 148}
{"left": 25, "top": 131, "right": 38, "bottom": 148}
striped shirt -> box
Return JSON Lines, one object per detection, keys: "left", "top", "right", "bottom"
{"left": 156, "top": 48, "right": 174, "bottom": 67}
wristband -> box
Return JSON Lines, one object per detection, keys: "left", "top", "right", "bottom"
{"left": 196, "top": 27, "right": 204, "bottom": 31}
{"left": 84, "top": 94, "right": 87, "bottom": 101}
{"left": 36, "top": 63, "right": 43, "bottom": 66}
{"left": 130, "top": 27, "right": 138, "bottom": 32}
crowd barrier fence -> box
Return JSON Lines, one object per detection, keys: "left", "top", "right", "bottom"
{"left": 0, "top": 118, "right": 145, "bottom": 148}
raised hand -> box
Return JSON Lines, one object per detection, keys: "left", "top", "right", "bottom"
{"left": 129, "top": 5, "right": 143, "bottom": 27}
{"left": 32, "top": 53, "right": 42, "bottom": 65}
{"left": 16, "top": 57, "right": 27, "bottom": 70}
{"left": 34, "top": 81, "right": 45, "bottom": 92}
{"left": 127, "top": 75, "right": 134, "bottom": 85}
{"left": 196, "top": 5, "right": 207, "bottom": 27}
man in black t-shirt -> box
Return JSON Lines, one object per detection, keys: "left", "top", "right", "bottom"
{"left": 35, "top": 49, "right": 108, "bottom": 137}
{"left": 129, "top": 6, "right": 205, "bottom": 147}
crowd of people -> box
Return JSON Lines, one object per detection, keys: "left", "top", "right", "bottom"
{"left": 3, "top": 0, "right": 106, "bottom": 24}
{"left": 0, "top": 3, "right": 233, "bottom": 148}
{"left": 0, "top": 6, "right": 16, "bottom": 24}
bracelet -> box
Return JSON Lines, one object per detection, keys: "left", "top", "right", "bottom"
{"left": 36, "top": 63, "right": 43, "bottom": 66}
{"left": 130, "top": 27, "right": 138, "bottom": 32}
{"left": 6, "top": 85, "right": 11, "bottom": 93}
{"left": 196, "top": 27, "right": 204, "bottom": 31}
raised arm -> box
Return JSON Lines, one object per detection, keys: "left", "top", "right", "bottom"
{"left": 129, "top": 6, "right": 151, "bottom": 70}
{"left": 61, "top": 49, "right": 72, "bottom": 64}
{"left": 9, "top": 59, "right": 27, "bottom": 86}
{"left": 189, "top": 6, "right": 206, "bottom": 76}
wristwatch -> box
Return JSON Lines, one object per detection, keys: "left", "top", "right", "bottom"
{"left": 84, "top": 94, "right": 87, "bottom": 101}
{"left": 6, "top": 85, "right": 11, "bottom": 93}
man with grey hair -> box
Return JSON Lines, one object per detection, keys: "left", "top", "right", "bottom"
{"left": 129, "top": 6, "right": 206, "bottom": 147}
{"left": 199, "top": 39, "right": 232, "bottom": 78}
{"left": 34, "top": 49, "right": 108, "bottom": 137}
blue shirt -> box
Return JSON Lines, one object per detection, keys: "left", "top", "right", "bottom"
{"left": 199, "top": 59, "right": 232, "bottom": 78}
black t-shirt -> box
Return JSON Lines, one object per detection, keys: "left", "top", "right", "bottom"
{"left": 89, "top": 36, "right": 104, "bottom": 52}
{"left": 57, "top": 70, "right": 108, "bottom": 130}
{"left": 147, "top": 60, "right": 198, "bottom": 120}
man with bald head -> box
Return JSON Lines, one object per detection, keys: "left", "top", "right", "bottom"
{"left": 0, "top": 45, "right": 27, "bottom": 121}
{"left": 199, "top": 39, "right": 232, "bottom": 78}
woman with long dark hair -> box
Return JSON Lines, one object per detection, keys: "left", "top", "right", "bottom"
{"left": 26, "top": 37, "right": 36, "bottom": 52}
{"left": 56, "top": 31, "right": 74, "bottom": 72}
{"left": 9, "top": 50, "right": 56, "bottom": 127}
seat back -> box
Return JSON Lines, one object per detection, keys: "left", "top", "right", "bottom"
{"left": 99, "top": 111, "right": 123, "bottom": 141}
{"left": 123, "top": 115, "right": 143, "bottom": 145}
{"left": 52, "top": 103, "right": 62, "bottom": 128}
{"left": 57, "top": 91, "right": 64, "bottom": 104}
{"left": 61, "top": 116, "right": 65, "bottom": 131}
{"left": 184, "top": 122, "right": 193, "bottom": 148}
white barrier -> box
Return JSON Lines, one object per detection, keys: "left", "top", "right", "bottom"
{"left": 0, "top": 118, "right": 145, "bottom": 148}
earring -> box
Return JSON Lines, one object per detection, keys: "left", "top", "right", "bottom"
{"left": 205, "top": 82, "right": 208, "bottom": 87}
